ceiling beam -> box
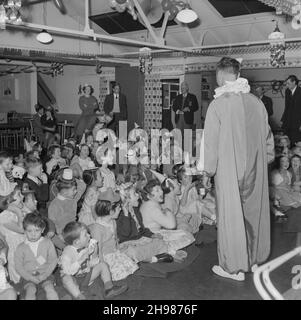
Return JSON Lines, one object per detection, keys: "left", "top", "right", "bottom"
{"left": 4, "top": 21, "right": 192, "bottom": 53}
{"left": 131, "top": 0, "right": 162, "bottom": 45}
{"left": 0, "top": 52, "right": 130, "bottom": 67}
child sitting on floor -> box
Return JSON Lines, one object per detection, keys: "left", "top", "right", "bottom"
{"left": 60, "top": 221, "right": 127, "bottom": 300}
{"left": 71, "top": 144, "right": 92, "bottom": 172}
{"left": 116, "top": 182, "right": 170, "bottom": 263}
{"left": 0, "top": 188, "right": 25, "bottom": 284}
{"left": 96, "top": 148, "right": 116, "bottom": 192}
{"left": 0, "top": 231, "right": 17, "bottom": 300}
{"left": 61, "top": 143, "right": 75, "bottom": 166}
{"left": 22, "top": 186, "right": 55, "bottom": 240}
{"left": 0, "top": 151, "right": 16, "bottom": 197}
{"left": 14, "top": 213, "right": 58, "bottom": 300}
{"left": 23, "top": 156, "right": 49, "bottom": 217}
{"left": 48, "top": 168, "right": 86, "bottom": 249}
{"left": 78, "top": 168, "right": 104, "bottom": 226}
{"left": 45, "top": 145, "right": 67, "bottom": 177}
{"left": 89, "top": 191, "right": 139, "bottom": 282}
{"left": 177, "top": 167, "right": 216, "bottom": 231}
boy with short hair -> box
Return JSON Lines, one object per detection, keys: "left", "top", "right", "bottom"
{"left": 60, "top": 221, "right": 127, "bottom": 300}
{"left": 14, "top": 213, "right": 58, "bottom": 300}
{"left": 48, "top": 168, "right": 86, "bottom": 238}
{"left": 0, "top": 151, "right": 16, "bottom": 197}
{"left": 23, "top": 156, "right": 49, "bottom": 217}
{"left": 22, "top": 187, "right": 55, "bottom": 239}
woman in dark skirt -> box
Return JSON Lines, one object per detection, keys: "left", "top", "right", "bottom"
{"left": 41, "top": 105, "right": 60, "bottom": 148}
{"left": 74, "top": 84, "right": 99, "bottom": 141}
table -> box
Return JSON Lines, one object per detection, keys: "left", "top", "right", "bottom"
{"left": 57, "top": 122, "right": 74, "bottom": 143}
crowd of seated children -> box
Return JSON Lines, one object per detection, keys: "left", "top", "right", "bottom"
{"left": 0, "top": 121, "right": 222, "bottom": 300}
{"left": 269, "top": 133, "right": 301, "bottom": 216}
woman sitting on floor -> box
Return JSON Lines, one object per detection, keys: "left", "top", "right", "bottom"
{"left": 140, "top": 180, "right": 195, "bottom": 257}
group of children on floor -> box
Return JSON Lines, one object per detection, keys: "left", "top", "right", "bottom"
{"left": 269, "top": 132, "right": 301, "bottom": 216}
{"left": 0, "top": 123, "right": 217, "bottom": 300}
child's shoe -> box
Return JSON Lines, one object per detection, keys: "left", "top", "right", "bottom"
{"left": 104, "top": 284, "right": 128, "bottom": 299}
{"left": 154, "top": 253, "right": 174, "bottom": 263}
{"left": 75, "top": 293, "right": 86, "bottom": 300}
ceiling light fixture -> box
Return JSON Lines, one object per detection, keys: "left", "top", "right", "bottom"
{"left": 36, "top": 29, "right": 53, "bottom": 44}
{"left": 161, "top": 0, "right": 198, "bottom": 23}
{"left": 176, "top": 4, "right": 198, "bottom": 24}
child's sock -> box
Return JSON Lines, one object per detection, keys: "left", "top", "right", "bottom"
{"left": 151, "top": 256, "right": 158, "bottom": 263}
{"left": 104, "top": 281, "right": 113, "bottom": 291}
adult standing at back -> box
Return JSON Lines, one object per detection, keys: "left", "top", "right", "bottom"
{"left": 281, "top": 75, "right": 301, "bottom": 145}
{"left": 74, "top": 84, "right": 99, "bottom": 141}
{"left": 32, "top": 104, "right": 45, "bottom": 146}
{"left": 172, "top": 81, "right": 199, "bottom": 134}
{"left": 201, "top": 57, "right": 274, "bottom": 281}
{"left": 103, "top": 82, "right": 128, "bottom": 134}
{"left": 254, "top": 86, "right": 273, "bottom": 126}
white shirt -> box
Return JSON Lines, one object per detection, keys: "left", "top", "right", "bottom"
{"left": 112, "top": 94, "right": 120, "bottom": 113}
{"left": 24, "top": 237, "right": 44, "bottom": 258}
{"left": 27, "top": 174, "right": 41, "bottom": 185}
{"left": 291, "top": 86, "right": 297, "bottom": 96}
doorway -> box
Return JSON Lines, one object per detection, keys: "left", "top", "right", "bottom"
{"left": 161, "top": 78, "right": 180, "bottom": 130}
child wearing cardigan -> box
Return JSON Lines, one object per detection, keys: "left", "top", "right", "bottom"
{"left": 14, "top": 213, "right": 58, "bottom": 300}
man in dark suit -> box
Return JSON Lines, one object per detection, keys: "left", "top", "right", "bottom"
{"left": 172, "top": 82, "right": 199, "bottom": 134}
{"left": 103, "top": 82, "right": 128, "bottom": 133}
{"left": 255, "top": 86, "right": 273, "bottom": 117}
{"left": 281, "top": 75, "right": 301, "bottom": 145}
{"left": 32, "top": 104, "right": 45, "bottom": 146}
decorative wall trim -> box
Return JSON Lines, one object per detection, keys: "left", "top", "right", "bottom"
{"left": 152, "top": 64, "right": 185, "bottom": 75}
{"left": 185, "top": 57, "right": 301, "bottom": 73}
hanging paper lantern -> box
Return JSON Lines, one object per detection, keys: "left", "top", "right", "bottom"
{"left": 268, "top": 22, "right": 285, "bottom": 68}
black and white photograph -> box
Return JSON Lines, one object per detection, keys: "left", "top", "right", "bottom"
{"left": 1, "top": 0, "right": 301, "bottom": 308}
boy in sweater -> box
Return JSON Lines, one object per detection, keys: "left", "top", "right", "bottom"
{"left": 60, "top": 221, "right": 127, "bottom": 299}
{"left": 23, "top": 156, "right": 49, "bottom": 217}
{"left": 14, "top": 213, "right": 58, "bottom": 300}
{"left": 48, "top": 168, "right": 86, "bottom": 240}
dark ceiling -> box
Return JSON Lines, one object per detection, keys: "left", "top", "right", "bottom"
{"left": 208, "top": 0, "right": 274, "bottom": 18}
{"left": 90, "top": 11, "right": 177, "bottom": 34}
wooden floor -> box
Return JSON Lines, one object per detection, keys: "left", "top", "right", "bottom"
{"left": 113, "top": 222, "right": 300, "bottom": 300}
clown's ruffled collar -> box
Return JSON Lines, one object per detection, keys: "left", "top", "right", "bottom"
{"left": 214, "top": 77, "right": 250, "bottom": 99}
